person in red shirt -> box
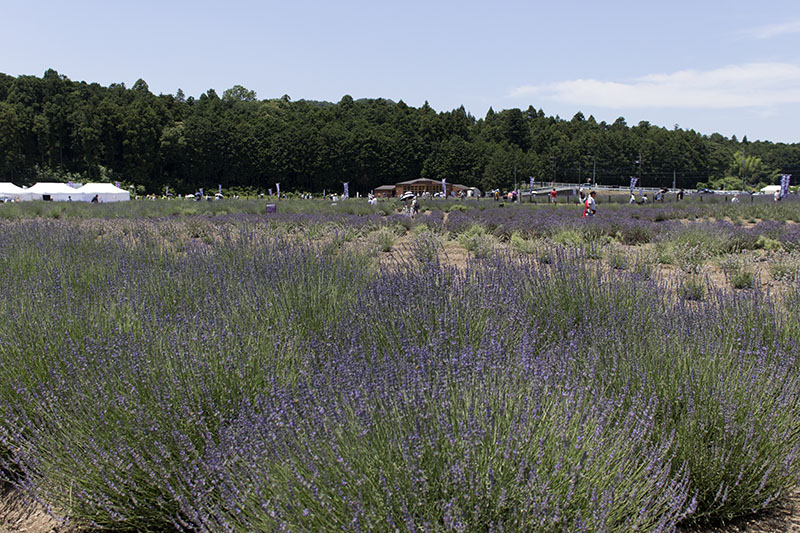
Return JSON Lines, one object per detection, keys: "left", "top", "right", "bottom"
{"left": 583, "top": 191, "right": 597, "bottom": 218}
{"left": 550, "top": 188, "right": 557, "bottom": 203}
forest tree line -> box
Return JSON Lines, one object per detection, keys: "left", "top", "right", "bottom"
{"left": 1, "top": 69, "right": 798, "bottom": 195}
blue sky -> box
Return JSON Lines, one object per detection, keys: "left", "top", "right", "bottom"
{"left": 3, "top": 0, "right": 800, "bottom": 143}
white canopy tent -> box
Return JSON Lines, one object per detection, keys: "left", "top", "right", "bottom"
{"left": 0, "top": 182, "right": 34, "bottom": 201}
{"left": 75, "top": 182, "right": 130, "bottom": 203}
{"left": 26, "top": 182, "right": 82, "bottom": 202}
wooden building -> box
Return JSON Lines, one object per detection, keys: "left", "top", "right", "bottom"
{"left": 373, "top": 178, "right": 477, "bottom": 198}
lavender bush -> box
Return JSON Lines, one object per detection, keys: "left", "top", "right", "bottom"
{"left": 0, "top": 214, "right": 798, "bottom": 531}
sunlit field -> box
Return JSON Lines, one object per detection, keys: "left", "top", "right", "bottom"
{"left": 1, "top": 197, "right": 799, "bottom": 531}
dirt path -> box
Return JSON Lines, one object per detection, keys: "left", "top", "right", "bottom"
{"left": 0, "top": 483, "right": 74, "bottom": 532}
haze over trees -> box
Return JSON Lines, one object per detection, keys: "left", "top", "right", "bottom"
{"left": 1, "top": 69, "right": 798, "bottom": 195}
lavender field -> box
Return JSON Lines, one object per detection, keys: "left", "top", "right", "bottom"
{"left": 1, "top": 199, "right": 800, "bottom": 531}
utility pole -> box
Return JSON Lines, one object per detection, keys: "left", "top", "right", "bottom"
{"left": 513, "top": 165, "right": 517, "bottom": 198}
{"left": 741, "top": 144, "right": 746, "bottom": 192}
{"left": 672, "top": 169, "right": 676, "bottom": 190}
{"left": 636, "top": 153, "right": 642, "bottom": 189}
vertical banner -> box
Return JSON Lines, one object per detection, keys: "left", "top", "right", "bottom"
{"left": 343, "top": 182, "right": 349, "bottom": 198}
{"left": 268, "top": 188, "right": 273, "bottom": 197}
{"left": 200, "top": 188, "right": 204, "bottom": 197}
{"left": 441, "top": 178, "right": 446, "bottom": 197}
{"left": 630, "top": 176, "right": 638, "bottom": 192}
{"left": 276, "top": 183, "right": 281, "bottom": 197}
{"left": 165, "top": 185, "right": 169, "bottom": 196}
{"left": 781, "top": 174, "right": 791, "bottom": 198}
{"left": 529, "top": 177, "right": 534, "bottom": 190}
{"left": 218, "top": 184, "right": 222, "bottom": 195}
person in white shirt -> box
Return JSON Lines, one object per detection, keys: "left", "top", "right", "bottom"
{"left": 583, "top": 191, "right": 597, "bottom": 218}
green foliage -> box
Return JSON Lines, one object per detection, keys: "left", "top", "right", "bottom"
{"left": 2, "top": 211, "right": 800, "bottom": 529}
{"left": 372, "top": 227, "right": 396, "bottom": 253}
{"left": 0, "top": 70, "right": 796, "bottom": 196}
{"left": 678, "top": 274, "right": 706, "bottom": 300}
{"left": 605, "top": 245, "right": 629, "bottom": 270}
{"left": 725, "top": 150, "right": 781, "bottom": 189}
{"left": 509, "top": 231, "right": 537, "bottom": 254}
{"left": 755, "top": 234, "right": 783, "bottom": 251}
{"left": 456, "top": 224, "right": 495, "bottom": 257}
{"left": 551, "top": 227, "right": 585, "bottom": 246}
{"left": 720, "top": 256, "right": 756, "bottom": 289}
{"left": 769, "top": 252, "right": 800, "bottom": 281}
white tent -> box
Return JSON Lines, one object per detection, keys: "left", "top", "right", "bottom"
{"left": 75, "top": 183, "right": 130, "bottom": 203}
{"left": 26, "top": 182, "right": 82, "bottom": 202}
{"left": 0, "top": 182, "right": 34, "bottom": 201}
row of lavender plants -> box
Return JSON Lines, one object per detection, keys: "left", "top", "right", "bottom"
{"left": 2, "top": 194, "right": 799, "bottom": 224}
{"left": 0, "top": 216, "right": 799, "bottom": 531}
{"left": 444, "top": 205, "right": 800, "bottom": 250}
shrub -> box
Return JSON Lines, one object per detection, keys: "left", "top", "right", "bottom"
{"left": 756, "top": 234, "right": 783, "bottom": 251}
{"left": 456, "top": 224, "right": 495, "bottom": 257}
{"left": 1, "top": 212, "right": 799, "bottom": 532}
{"left": 678, "top": 274, "right": 706, "bottom": 300}
{"left": 509, "top": 232, "right": 537, "bottom": 254}
{"left": 769, "top": 252, "right": 800, "bottom": 281}
{"left": 372, "top": 227, "right": 396, "bottom": 252}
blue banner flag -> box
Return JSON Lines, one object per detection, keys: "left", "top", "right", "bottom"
{"left": 276, "top": 183, "right": 281, "bottom": 197}
{"left": 529, "top": 177, "right": 534, "bottom": 190}
{"left": 630, "top": 176, "right": 638, "bottom": 192}
{"left": 441, "top": 178, "right": 446, "bottom": 197}
{"left": 781, "top": 174, "right": 791, "bottom": 198}
{"left": 343, "top": 182, "right": 349, "bottom": 198}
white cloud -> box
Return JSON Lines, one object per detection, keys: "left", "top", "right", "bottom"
{"left": 509, "top": 63, "right": 800, "bottom": 109}
{"left": 747, "top": 19, "right": 800, "bottom": 39}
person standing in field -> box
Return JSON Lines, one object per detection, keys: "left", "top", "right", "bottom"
{"left": 629, "top": 191, "right": 636, "bottom": 204}
{"left": 583, "top": 191, "right": 596, "bottom": 218}
{"left": 550, "top": 188, "right": 557, "bottom": 204}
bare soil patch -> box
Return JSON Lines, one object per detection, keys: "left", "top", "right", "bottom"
{"left": 682, "top": 491, "right": 800, "bottom": 532}
{"left": 0, "top": 483, "right": 75, "bottom": 533}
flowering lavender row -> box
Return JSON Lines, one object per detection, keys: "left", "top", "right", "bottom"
{"left": 0, "top": 218, "right": 798, "bottom": 531}
{"left": 445, "top": 205, "right": 800, "bottom": 249}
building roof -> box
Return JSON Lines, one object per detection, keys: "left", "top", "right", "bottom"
{"left": 396, "top": 178, "right": 440, "bottom": 185}
{"left": 374, "top": 185, "right": 396, "bottom": 190}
